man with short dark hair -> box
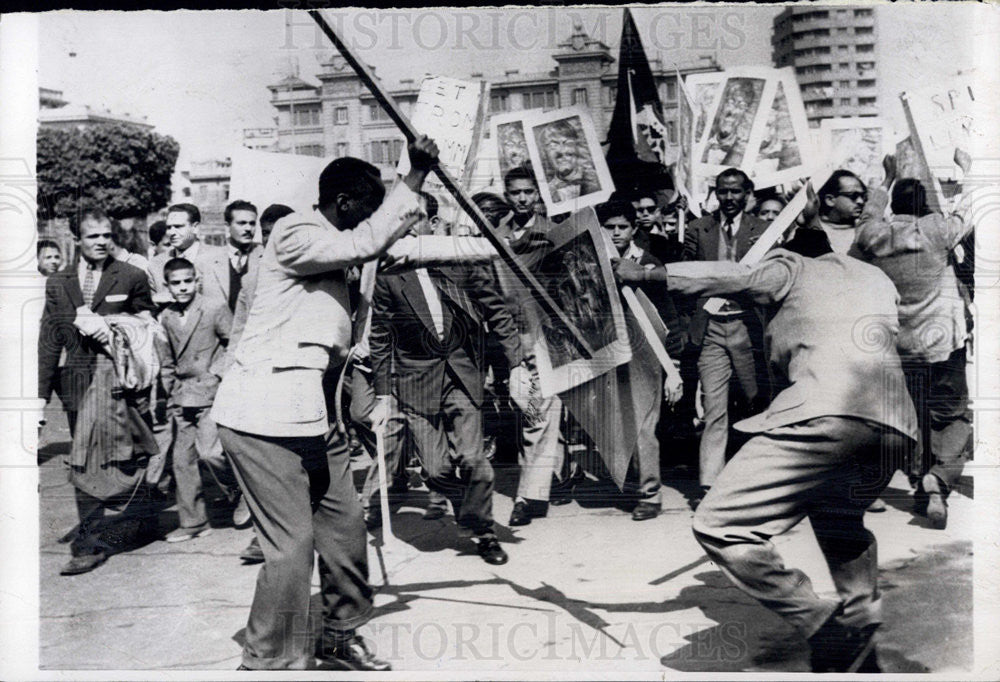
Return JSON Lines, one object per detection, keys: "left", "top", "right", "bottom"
{"left": 211, "top": 137, "right": 438, "bottom": 671}
{"left": 39, "top": 206, "right": 157, "bottom": 575}
{"left": 815, "top": 169, "right": 868, "bottom": 255}
{"left": 495, "top": 167, "right": 568, "bottom": 526}
{"left": 147, "top": 219, "right": 170, "bottom": 258}
{"left": 683, "top": 168, "right": 768, "bottom": 491}
{"left": 854, "top": 154, "right": 974, "bottom": 529}
{"left": 149, "top": 203, "right": 223, "bottom": 304}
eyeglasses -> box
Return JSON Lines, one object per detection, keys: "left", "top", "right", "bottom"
{"left": 836, "top": 191, "right": 868, "bottom": 202}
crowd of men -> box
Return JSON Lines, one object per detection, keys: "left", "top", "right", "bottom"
{"left": 38, "top": 133, "right": 976, "bottom": 672}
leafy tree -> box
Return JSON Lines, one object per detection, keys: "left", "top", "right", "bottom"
{"left": 37, "top": 122, "right": 180, "bottom": 221}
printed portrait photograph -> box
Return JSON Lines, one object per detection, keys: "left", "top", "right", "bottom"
{"left": 700, "top": 77, "right": 766, "bottom": 166}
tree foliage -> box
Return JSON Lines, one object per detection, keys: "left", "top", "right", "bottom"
{"left": 37, "top": 122, "right": 180, "bottom": 221}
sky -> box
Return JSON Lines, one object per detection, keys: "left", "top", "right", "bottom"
{"left": 37, "top": 5, "right": 991, "bottom": 171}
{"left": 38, "top": 7, "right": 780, "bottom": 168}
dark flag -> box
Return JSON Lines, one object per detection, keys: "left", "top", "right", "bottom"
{"left": 605, "top": 8, "right": 674, "bottom": 198}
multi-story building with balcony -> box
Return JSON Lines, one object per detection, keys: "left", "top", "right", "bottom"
{"left": 772, "top": 6, "right": 878, "bottom": 126}
{"left": 266, "top": 24, "right": 720, "bottom": 180}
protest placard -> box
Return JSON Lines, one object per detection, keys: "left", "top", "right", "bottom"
{"left": 532, "top": 208, "right": 630, "bottom": 397}
{"left": 747, "top": 68, "right": 814, "bottom": 189}
{"left": 396, "top": 76, "right": 484, "bottom": 179}
{"left": 523, "top": 106, "right": 615, "bottom": 216}
{"left": 818, "top": 118, "right": 890, "bottom": 187}
{"left": 228, "top": 147, "right": 329, "bottom": 221}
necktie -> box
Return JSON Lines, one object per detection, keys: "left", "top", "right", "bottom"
{"left": 82, "top": 263, "right": 96, "bottom": 308}
{"left": 724, "top": 220, "right": 735, "bottom": 261}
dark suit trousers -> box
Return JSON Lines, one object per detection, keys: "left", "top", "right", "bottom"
{"left": 693, "top": 416, "right": 910, "bottom": 638}
{"left": 401, "top": 367, "right": 495, "bottom": 536}
{"left": 903, "top": 347, "right": 972, "bottom": 491}
{"left": 219, "top": 426, "right": 373, "bottom": 670}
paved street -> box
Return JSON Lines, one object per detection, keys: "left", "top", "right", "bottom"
{"left": 38, "top": 404, "right": 973, "bottom": 674}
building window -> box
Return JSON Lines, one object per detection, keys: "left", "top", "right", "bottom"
{"left": 335, "top": 142, "right": 349, "bottom": 158}
{"left": 859, "top": 97, "right": 877, "bottom": 106}
{"left": 856, "top": 44, "right": 875, "bottom": 53}
{"left": 666, "top": 120, "right": 677, "bottom": 144}
{"left": 838, "top": 80, "right": 851, "bottom": 88}
{"left": 857, "top": 79, "right": 876, "bottom": 88}
{"left": 854, "top": 9, "right": 873, "bottom": 18}
{"left": 838, "top": 62, "right": 850, "bottom": 69}
{"left": 604, "top": 85, "right": 617, "bottom": 106}
{"left": 855, "top": 26, "right": 874, "bottom": 35}
{"left": 838, "top": 45, "right": 850, "bottom": 54}
{"left": 836, "top": 27, "right": 849, "bottom": 34}
{"left": 572, "top": 88, "right": 588, "bottom": 106}
{"left": 368, "top": 104, "right": 391, "bottom": 122}
{"left": 369, "top": 139, "right": 403, "bottom": 165}
{"left": 292, "top": 105, "right": 321, "bottom": 127}
{"left": 839, "top": 98, "right": 852, "bottom": 106}
{"left": 334, "top": 107, "right": 348, "bottom": 124}
{"left": 298, "top": 144, "right": 325, "bottom": 157}
{"left": 521, "top": 90, "right": 558, "bottom": 110}
{"left": 489, "top": 94, "right": 509, "bottom": 113}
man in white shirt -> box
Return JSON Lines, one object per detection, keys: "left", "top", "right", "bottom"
{"left": 682, "top": 169, "right": 769, "bottom": 491}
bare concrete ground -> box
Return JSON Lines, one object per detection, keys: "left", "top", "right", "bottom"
{"left": 38, "top": 403, "right": 973, "bottom": 674}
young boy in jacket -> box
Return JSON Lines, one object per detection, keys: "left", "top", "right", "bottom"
{"left": 156, "top": 257, "right": 233, "bottom": 542}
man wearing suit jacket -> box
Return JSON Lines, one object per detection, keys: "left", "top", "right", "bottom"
{"left": 211, "top": 137, "right": 438, "bottom": 671}
{"left": 149, "top": 201, "right": 263, "bottom": 309}
{"left": 683, "top": 168, "right": 769, "bottom": 489}
{"left": 369, "top": 235, "right": 522, "bottom": 566}
{"left": 616, "top": 233, "right": 918, "bottom": 672}
{"left": 38, "top": 207, "right": 157, "bottom": 575}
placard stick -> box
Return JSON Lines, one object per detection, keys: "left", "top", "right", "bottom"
{"left": 676, "top": 207, "right": 685, "bottom": 243}
{"left": 621, "top": 286, "right": 682, "bottom": 391}
{"left": 308, "top": 9, "right": 592, "bottom": 358}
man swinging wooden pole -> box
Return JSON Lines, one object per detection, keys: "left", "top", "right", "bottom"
{"left": 307, "top": 8, "right": 593, "bottom": 359}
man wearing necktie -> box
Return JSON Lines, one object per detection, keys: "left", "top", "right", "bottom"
{"left": 38, "top": 207, "right": 156, "bottom": 575}
{"left": 683, "top": 168, "right": 769, "bottom": 493}
{"left": 369, "top": 247, "right": 524, "bottom": 566}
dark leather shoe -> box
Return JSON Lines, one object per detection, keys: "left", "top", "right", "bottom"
{"left": 422, "top": 503, "right": 447, "bottom": 521}
{"left": 477, "top": 537, "right": 508, "bottom": 565}
{"left": 509, "top": 499, "right": 548, "bottom": 526}
{"left": 631, "top": 500, "right": 661, "bottom": 521}
{"left": 365, "top": 507, "right": 383, "bottom": 530}
{"left": 317, "top": 632, "right": 391, "bottom": 671}
{"left": 809, "top": 616, "right": 880, "bottom": 673}
{"left": 60, "top": 550, "right": 107, "bottom": 576}
{"left": 240, "top": 536, "right": 264, "bottom": 564}
{"left": 923, "top": 473, "right": 948, "bottom": 529}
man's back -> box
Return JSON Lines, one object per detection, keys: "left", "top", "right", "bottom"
{"left": 854, "top": 192, "right": 970, "bottom": 362}
{"left": 742, "top": 252, "right": 916, "bottom": 439}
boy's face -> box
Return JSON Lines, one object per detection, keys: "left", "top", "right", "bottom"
{"left": 165, "top": 267, "right": 198, "bottom": 304}
{"left": 38, "top": 246, "right": 63, "bottom": 276}
{"left": 602, "top": 215, "right": 636, "bottom": 255}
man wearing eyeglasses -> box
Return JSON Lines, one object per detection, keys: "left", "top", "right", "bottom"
{"left": 814, "top": 170, "right": 868, "bottom": 255}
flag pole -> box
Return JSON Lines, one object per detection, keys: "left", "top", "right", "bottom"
{"left": 308, "top": 9, "right": 593, "bottom": 358}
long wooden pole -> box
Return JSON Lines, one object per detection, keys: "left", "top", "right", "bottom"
{"left": 308, "top": 9, "right": 593, "bottom": 358}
